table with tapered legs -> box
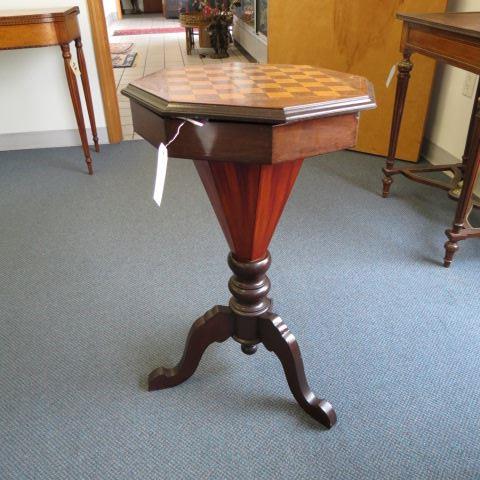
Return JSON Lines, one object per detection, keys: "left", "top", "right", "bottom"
{"left": 383, "top": 12, "right": 480, "bottom": 267}
{"left": 123, "top": 63, "right": 376, "bottom": 428}
{"left": 0, "top": 7, "right": 99, "bottom": 174}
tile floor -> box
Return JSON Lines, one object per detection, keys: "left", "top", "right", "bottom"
{"left": 109, "top": 14, "right": 251, "bottom": 140}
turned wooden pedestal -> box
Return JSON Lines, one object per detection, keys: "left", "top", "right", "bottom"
{"left": 148, "top": 252, "right": 336, "bottom": 427}
{"left": 123, "top": 63, "right": 376, "bottom": 427}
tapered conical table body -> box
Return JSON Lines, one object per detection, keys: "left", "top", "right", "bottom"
{"left": 123, "top": 63, "right": 376, "bottom": 428}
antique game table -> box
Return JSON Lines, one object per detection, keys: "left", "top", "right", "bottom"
{"left": 383, "top": 12, "right": 480, "bottom": 267}
{"left": 123, "top": 63, "right": 375, "bottom": 428}
{"left": 0, "top": 7, "right": 99, "bottom": 174}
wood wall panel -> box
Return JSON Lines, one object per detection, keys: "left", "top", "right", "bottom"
{"left": 143, "top": 0, "right": 163, "bottom": 13}
{"left": 268, "top": 0, "right": 447, "bottom": 162}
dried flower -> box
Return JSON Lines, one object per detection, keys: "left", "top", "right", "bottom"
{"left": 191, "top": 0, "right": 239, "bottom": 17}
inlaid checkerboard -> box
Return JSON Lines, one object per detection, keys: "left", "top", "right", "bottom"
{"left": 131, "top": 63, "right": 370, "bottom": 109}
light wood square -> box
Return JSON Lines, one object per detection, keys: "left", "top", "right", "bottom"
{"left": 219, "top": 93, "right": 244, "bottom": 100}
{"left": 266, "top": 91, "right": 294, "bottom": 98}
{"left": 275, "top": 79, "right": 298, "bottom": 84}
{"left": 258, "top": 83, "right": 282, "bottom": 89}
{"left": 286, "top": 87, "right": 311, "bottom": 93}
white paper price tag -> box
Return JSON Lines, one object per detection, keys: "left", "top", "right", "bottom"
{"left": 386, "top": 64, "right": 397, "bottom": 88}
{"left": 152, "top": 118, "right": 204, "bottom": 207}
{"left": 153, "top": 143, "right": 168, "bottom": 207}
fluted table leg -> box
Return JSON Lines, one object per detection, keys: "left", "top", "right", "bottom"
{"left": 61, "top": 43, "right": 93, "bottom": 175}
{"left": 383, "top": 53, "right": 413, "bottom": 197}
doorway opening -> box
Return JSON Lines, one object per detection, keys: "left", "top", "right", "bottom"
{"left": 103, "top": 0, "right": 250, "bottom": 140}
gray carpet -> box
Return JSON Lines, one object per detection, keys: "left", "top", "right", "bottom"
{"left": 1, "top": 141, "right": 480, "bottom": 480}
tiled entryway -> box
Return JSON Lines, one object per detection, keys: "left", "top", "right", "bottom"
{"left": 109, "top": 14, "right": 250, "bottom": 140}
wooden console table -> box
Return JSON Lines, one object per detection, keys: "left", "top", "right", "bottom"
{"left": 123, "top": 63, "right": 376, "bottom": 427}
{"left": 0, "top": 7, "right": 99, "bottom": 175}
{"left": 383, "top": 12, "right": 480, "bottom": 267}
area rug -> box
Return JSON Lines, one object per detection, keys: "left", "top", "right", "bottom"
{"left": 2, "top": 143, "right": 480, "bottom": 480}
{"left": 111, "top": 52, "right": 137, "bottom": 68}
{"left": 113, "top": 27, "right": 185, "bottom": 36}
{"left": 110, "top": 42, "right": 134, "bottom": 54}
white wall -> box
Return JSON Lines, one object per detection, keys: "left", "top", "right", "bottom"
{"left": 103, "top": 0, "right": 119, "bottom": 25}
{"left": 0, "top": 1, "right": 108, "bottom": 149}
{"left": 423, "top": 0, "right": 479, "bottom": 164}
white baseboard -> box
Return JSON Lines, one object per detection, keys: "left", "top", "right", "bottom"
{"left": 233, "top": 18, "right": 268, "bottom": 63}
{"left": 0, "top": 127, "right": 109, "bottom": 152}
{"left": 422, "top": 138, "right": 461, "bottom": 166}
{"left": 422, "top": 138, "right": 480, "bottom": 195}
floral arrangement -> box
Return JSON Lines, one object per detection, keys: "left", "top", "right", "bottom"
{"left": 178, "top": 0, "right": 241, "bottom": 57}
{"left": 179, "top": 0, "right": 240, "bottom": 58}
{"left": 190, "top": 0, "right": 240, "bottom": 18}
{"left": 180, "top": 0, "right": 235, "bottom": 14}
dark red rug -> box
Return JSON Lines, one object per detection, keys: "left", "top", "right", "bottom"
{"left": 113, "top": 27, "right": 185, "bottom": 36}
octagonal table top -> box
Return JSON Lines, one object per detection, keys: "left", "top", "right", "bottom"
{"left": 122, "top": 63, "right": 376, "bottom": 124}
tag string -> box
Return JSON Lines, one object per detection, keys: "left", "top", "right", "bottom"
{"left": 166, "top": 121, "right": 186, "bottom": 148}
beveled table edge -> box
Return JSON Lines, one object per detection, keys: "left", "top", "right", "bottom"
{"left": 0, "top": 7, "right": 79, "bottom": 26}
{"left": 121, "top": 81, "right": 376, "bottom": 125}
{"left": 397, "top": 11, "right": 480, "bottom": 39}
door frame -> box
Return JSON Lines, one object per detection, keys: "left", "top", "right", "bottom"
{"left": 116, "top": 0, "right": 124, "bottom": 20}
{"left": 86, "top": 0, "right": 123, "bottom": 143}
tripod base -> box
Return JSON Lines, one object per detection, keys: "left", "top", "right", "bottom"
{"left": 148, "top": 305, "right": 337, "bottom": 429}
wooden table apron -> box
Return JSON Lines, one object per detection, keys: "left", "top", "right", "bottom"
{"left": 0, "top": 7, "right": 99, "bottom": 174}
{"left": 382, "top": 12, "right": 480, "bottom": 267}
{"left": 123, "top": 63, "right": 376, "bottom": 428}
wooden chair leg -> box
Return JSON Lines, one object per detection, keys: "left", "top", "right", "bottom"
{"left": 383, "top": 53, "right": 413, "bottom": 197}
{"left": 186, "top": 28, "right": 193, "bottom": 55}
{"left": 444, "top": 97, "right": 480, "bottom": 267}
{"left": 61, "top": 43, "right": 93, "bottom": 175}
{"left": 75, "top": 38, "right": 100, "bottom": 152}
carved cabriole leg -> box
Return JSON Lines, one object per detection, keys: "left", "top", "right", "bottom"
{"left": 382, "top": 52, "right": 413, "bottom": 197}
{"left": 148, "top": 306, "right": 233, "bottom": 390}
{"left": 444, "top": 97, "right": 480, "bottom": 267}
{"left": 259, "top": 313, "right": 337, "bottom": 429}
{"left": 75, "top": 38, "right": 100, "bottom": 152}
{"left": 61, "top": 43, "right": 93, "bottom": 175}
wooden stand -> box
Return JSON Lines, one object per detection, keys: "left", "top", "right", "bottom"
{"left": 148, "top": 159, "right": 335, "bottom": 427}
{"left": 383, "top": 12, "right": 480, "bottom": 266}
{"left": 149, "top": 249, "right": 336, "bottom": 427}
{"left": 180, "top": 12, "right": 210, "bottom": 55}
{"left": 123, "top": 63, "right": 376, "bottom": 427}
{"left": 198, "top": 27, "right": 211, "bottom": 48}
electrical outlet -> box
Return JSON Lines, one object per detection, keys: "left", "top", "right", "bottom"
{"left": 462, "top": 73, "right": 477, "bottom": 98}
